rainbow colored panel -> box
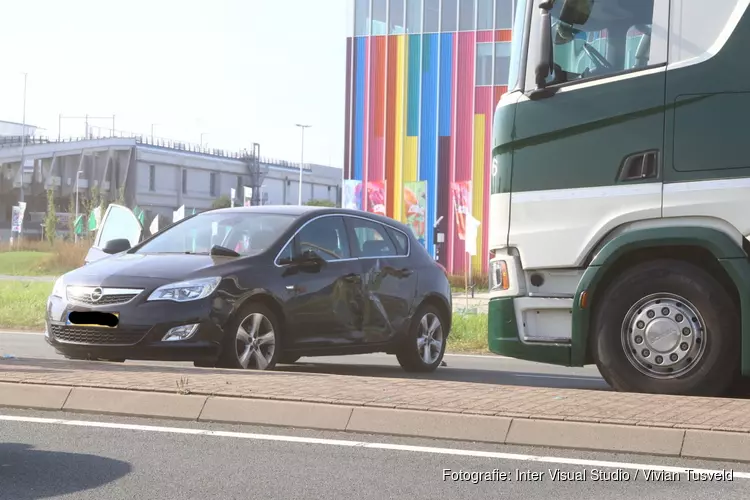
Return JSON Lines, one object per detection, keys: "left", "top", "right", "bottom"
{"left": 345, "top": 12, "right": 514, "bottom": 274}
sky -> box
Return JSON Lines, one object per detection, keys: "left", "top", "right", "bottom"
{"left": 0, "top": 0, "right": 347, "bottom": 168}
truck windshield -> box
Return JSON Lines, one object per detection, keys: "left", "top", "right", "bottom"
{"left": 532, "top": 0, "right": 664, "bottom": 87}
{"left": 507, "top": 0, "right": 528, "bottom": 91}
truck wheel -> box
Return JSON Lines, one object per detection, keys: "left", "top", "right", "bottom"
{"left": 591, "top": 258, "right": 739, "bottom": 396}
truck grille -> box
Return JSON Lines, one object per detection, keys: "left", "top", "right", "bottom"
{"left": 66, "top": 286, "right": 142, "bottom": 306}
{"left": 50, "top": 325, "right": 147, "bottom": 345}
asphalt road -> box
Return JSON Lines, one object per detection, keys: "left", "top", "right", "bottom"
{"left": 1, "top": 408, "right": 747, "bottom": 500}
{"left": 0, "top": 330, "right": 608, "bottom": 390}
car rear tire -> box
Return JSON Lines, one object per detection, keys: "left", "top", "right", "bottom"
{"left": 218, "top": 302, "right": 280, "bottom": 370}
{"left": 591, "top": 259, "right": 740, "bottom": 396}
{"left": 396, "top": 305, "right": 447, "bottom": 373}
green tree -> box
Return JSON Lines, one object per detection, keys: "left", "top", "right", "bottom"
{"left": 211, "top": 195, "right": 231, "bottom": 209}
{"left": 44, "top": 189, "right": 59, "bottom": 245}
{"left": 305, "top": 199, "right": 336, "bottom": 207}
{"left": 115, "top": 185, "right": 125, "bottom": 205}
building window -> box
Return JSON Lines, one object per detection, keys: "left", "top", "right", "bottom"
{"left": 477, "top": 0, "right": 493, "bottom": 30}
{"left": 210, "top": 172, "right": 218, "bottom": 197}
{"left": 355, "top": 0, "right": 370, "bottom": 36}
{"left": 372, "top": 0, "right": 387, "bottom": 34}
{"left": 423, "top": 0, "right": 439, "bottom": 32}
{"left": 496, "top": 0, "right": 514, "bottom": 29}
{"left": 458, "top": 0, "right": 475, "bottom": 31}
{"left": 389, "top": 0, "right": 405, "bottom": 33}
{"left": 441, "top": 0, "right": 457, "bottom": 32}
{"left": 182, "top": 170, "right": 187, "bottom": 194}
{"left": 494, "top": 42, "right": 512, "bottom": 85}
{"left": 476, "top": 43, "right": 494, "bottom": 85}
{"left": 149, "top": 165, "right": 155, "bottom": 192}
{"left": 406, "top": 0, "right": 422, "bottom": 33}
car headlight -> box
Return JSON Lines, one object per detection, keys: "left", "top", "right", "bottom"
{"left": 51, "top": 277, "right": 66, "bottom": 299}
{"left": 147, "top": 277, "right": 221, "bottom": 303}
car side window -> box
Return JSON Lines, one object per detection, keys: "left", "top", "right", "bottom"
{"left": 346, "top": 218, "right": 398, "bottom": 258}
{"left": 296, "top": 216, "right": 351, "bottom": 261}
{"left": 385, "top": 226, "right": 409, "bottom": 256}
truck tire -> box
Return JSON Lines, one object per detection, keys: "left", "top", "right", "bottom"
{"left": 590, "top": 258, "right": 740, "bottom": 396}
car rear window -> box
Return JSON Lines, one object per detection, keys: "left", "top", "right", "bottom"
{"left": 385, "top": 226, "right": 409, "bottom": 256}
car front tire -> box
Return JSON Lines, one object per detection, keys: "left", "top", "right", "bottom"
{"left": 218, "top": 302, "right": 280, "bottom": 370}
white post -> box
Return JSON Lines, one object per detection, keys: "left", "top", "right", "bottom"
{"left": 74, "top": 170, "right": 83, "bottom": 243}
{"left": 295, "top": 124, "right": 311, "bottom": 205}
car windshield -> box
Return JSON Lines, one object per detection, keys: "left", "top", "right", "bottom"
{"left": 134, "top": 212, "right": 296, "bottom": 256}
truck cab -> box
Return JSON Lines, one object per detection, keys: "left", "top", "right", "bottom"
{"left": 488, "top": 0, "right": 750, "bottom": 396}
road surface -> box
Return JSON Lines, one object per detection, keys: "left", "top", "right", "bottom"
{"left": 0, "top": 408, "right": 747, "bottom": 500}
{"left": 0, "top": 330, "right": 607, "bottom": 390}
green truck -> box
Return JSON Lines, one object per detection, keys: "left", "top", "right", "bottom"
{"left": 488, "top": 0, "right": 750, "bottom": 396}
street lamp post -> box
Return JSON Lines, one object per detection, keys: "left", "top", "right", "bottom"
{"left": 74, "top": 170, "right": 83, "bottom": 243}
{"left": 295, "top": 124, "right": 311, "bottom": 205}
{"left": 200, "top": 132, "right": 208, "bottom": 148}
{"left": 19, "top": 72, "right": 27, "bottom": 204}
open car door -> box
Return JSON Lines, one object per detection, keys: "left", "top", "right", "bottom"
{"left": 84, "top": 204, "right": 144, "bottom": 264}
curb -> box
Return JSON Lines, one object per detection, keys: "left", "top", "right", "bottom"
{"left": 1, "top": 382, "right": 750, "bottom": 463}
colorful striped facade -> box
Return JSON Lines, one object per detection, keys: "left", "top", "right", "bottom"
{"left": 344, "top": 0, "right": 517, "bottom": 274}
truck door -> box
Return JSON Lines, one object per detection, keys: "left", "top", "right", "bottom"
{"left": 509, "top": 0, "right": 669, "bottom": 270}
{"left": 662, "top": 1, "right": 750, "bottom": 233}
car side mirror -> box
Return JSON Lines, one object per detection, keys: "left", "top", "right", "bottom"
{"left": 102, "top": 238, "right": 131, "bottom": 254}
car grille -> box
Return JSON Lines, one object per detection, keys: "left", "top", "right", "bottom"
{"left": 50, "top": 325, "right": 148, "bottom": 346}
{"left": 66, "top": 286, "right": 142, "bottom": 306}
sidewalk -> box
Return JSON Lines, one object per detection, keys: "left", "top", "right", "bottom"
{"left": 0, "top": 357, "right": 749, "bottom": 462}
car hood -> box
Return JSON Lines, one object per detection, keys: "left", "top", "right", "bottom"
{"left": 63, "top": 253, "right": 245, "bottom": 287}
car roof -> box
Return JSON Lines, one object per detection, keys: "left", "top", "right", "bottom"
{"left": 206, "top": 205, "right": 414, "bottom": 234}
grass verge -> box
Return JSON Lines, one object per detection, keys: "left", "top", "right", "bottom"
{"left": 449, "top": 313, "right": 488, "bottom": 353}
{"left": 0, "top": 240, "right": 88, "bottom": 276}
{"left": 0, "top": 251, "right": 53, "bottom": 276}
{"left": 0, "top": 279, "right": 488, "bottom": 353}
{"left": 0, "top": 281, "right": 53, "bottom": 330}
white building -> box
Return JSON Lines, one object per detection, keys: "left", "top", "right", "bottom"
{"left": 0, "top": 132, "right": 342, "bottom": 235}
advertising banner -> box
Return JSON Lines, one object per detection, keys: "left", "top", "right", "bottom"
{"left": 342, "top": 179, "right": 363, "bottom": 210}
{"left": 366, "top": 180, "right": 387, "bottom": 217}
{"left": 11, "top": 206, "right": 21, "bottom": 232}
{"left": 243, "top": 186, "right": 252, "bottom": 207}
{"left": 403, "top": 181, "right": 427, "bottom": 245}
{"left": 451, "top": 181, "right": 473, "bottom": 240}
{"left": 173, "top": 205, "right": 185, "bottom": 223}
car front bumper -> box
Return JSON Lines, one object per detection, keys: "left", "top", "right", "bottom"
{"left": 45, "top": 293, "right": 227, "bottom": 362}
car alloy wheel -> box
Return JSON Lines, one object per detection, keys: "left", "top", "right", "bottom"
{"left": 416, "top": 312, "right": 443, "bottom": 365}
{"left": 235, "top": 312, "right": 276, "bottom": 369}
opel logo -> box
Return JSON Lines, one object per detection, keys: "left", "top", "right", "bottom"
{"left": 90, "top": 287, "right": 103, "bottom": 302}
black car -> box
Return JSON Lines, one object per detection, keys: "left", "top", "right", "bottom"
{"left": 46, "top": 204, "right": 453, "bottom": 372}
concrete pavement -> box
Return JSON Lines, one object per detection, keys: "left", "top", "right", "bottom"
{"left": 2, "top": 408, "right": 749, "bottom": 499}
{"left": 0, "top": 330, "right": 608, "bottom": 390}
{"left": 1, "top": 355, "right": 750, "bottom": 462}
